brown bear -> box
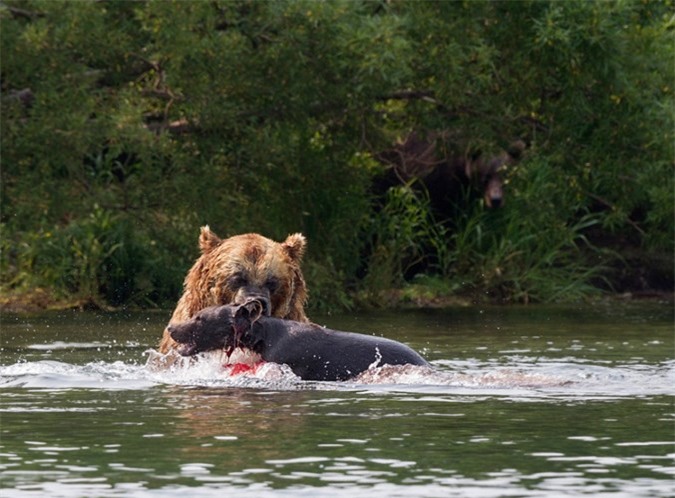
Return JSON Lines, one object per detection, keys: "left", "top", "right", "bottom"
{"left": 375, "top": 131, "right": 527, "bottom": 215}
{"left": 158, "top": 226, "right": 308, "bottom": 354}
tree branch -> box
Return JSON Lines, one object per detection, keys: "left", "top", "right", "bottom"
{"left": 4, "top": 5, "right": 45, "bottom": 20}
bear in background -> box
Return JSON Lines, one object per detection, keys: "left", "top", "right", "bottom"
{"left": 158, "top": 226, "right": 308, "bottom": 354}
{"left": 375, "top": 131, "right": 527, "bottom": 219}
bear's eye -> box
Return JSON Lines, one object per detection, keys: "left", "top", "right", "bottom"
{"left": 265, "top": 277, "right": 279, "bottom": 293}
{"left": 228, "top": 273, "right": 247, "bottom": 289}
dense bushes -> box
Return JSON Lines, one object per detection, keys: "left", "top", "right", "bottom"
{"left": 1, "top": 0, "right": 672, "bottom": 310}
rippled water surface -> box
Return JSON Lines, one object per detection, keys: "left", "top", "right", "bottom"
{"left": 1, "top": 301, "right": 673, "bottom": 497}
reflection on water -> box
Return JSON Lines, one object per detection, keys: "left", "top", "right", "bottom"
{"left": 0, "top": 302, "right": 673, "bottom": 497}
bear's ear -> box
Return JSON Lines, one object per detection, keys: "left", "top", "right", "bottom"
{"left": 281, "top": 233, "right": 306, "bottom": 262}
{"left": 199, "top": 225, "right": 222, "bottom": 254}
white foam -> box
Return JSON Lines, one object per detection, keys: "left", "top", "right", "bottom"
{"left": 1, "top": 353, "right": 673, "bottom": 397}
{"left": 0, "top": 360, "right": 153, "bottom": 390}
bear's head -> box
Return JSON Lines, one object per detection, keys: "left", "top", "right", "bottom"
{"left": 158, "top": 227, "right": 308, "bottom": 355}
{"left": 185, "top": 226, "right": 307, "bottom": 320}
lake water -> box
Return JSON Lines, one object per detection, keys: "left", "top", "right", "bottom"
{"left": 1, "top": 301, "right": 673, "bottom": 497}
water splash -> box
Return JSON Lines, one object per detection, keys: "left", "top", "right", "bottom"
{"left": 0, "top": 360, "right": 152, "bottom": 390}
{"left": 2, "top": 351, "right": 673, "bottom": 398}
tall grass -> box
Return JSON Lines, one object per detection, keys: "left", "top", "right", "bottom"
{"left": 359, "top": 154, "right": 611, "bottom": 305}
{"left": 359, "top": 184, "right": 445, "bottom": 301}
{"left": 1, "top": 207, "right": 185, "bottom": 309}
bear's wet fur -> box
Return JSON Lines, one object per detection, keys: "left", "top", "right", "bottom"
{"left": 159, "top": 227, "right": 308, "bottom": 354}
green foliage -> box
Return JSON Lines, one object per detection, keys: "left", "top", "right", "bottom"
{"left": 1, "top": 0, "right": 672, "bottom": 310}
{"left": 2, "top": 206, "right": 185, "bottom": 307}
{"left": 447, "top": 154, "right": 611, "bottom": 303}
{"left": 361, "top": 184, "right": 443, "bottom": 295}
{"left": 362, "top": 152, "right": 612, "bottom": 304}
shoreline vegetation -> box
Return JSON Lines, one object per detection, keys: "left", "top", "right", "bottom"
{"left": 2, "top": 1, "right": 673, "bottom": 314}
{"left": 1, "top": 285, "right": 672, "bottom": 316}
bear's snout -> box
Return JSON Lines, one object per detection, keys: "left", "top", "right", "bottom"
{"left": 488, "top": 196, "right": 502, "bottom": 208}
{"left": 484, "top": 177, "right": 504, "bottom": 209}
